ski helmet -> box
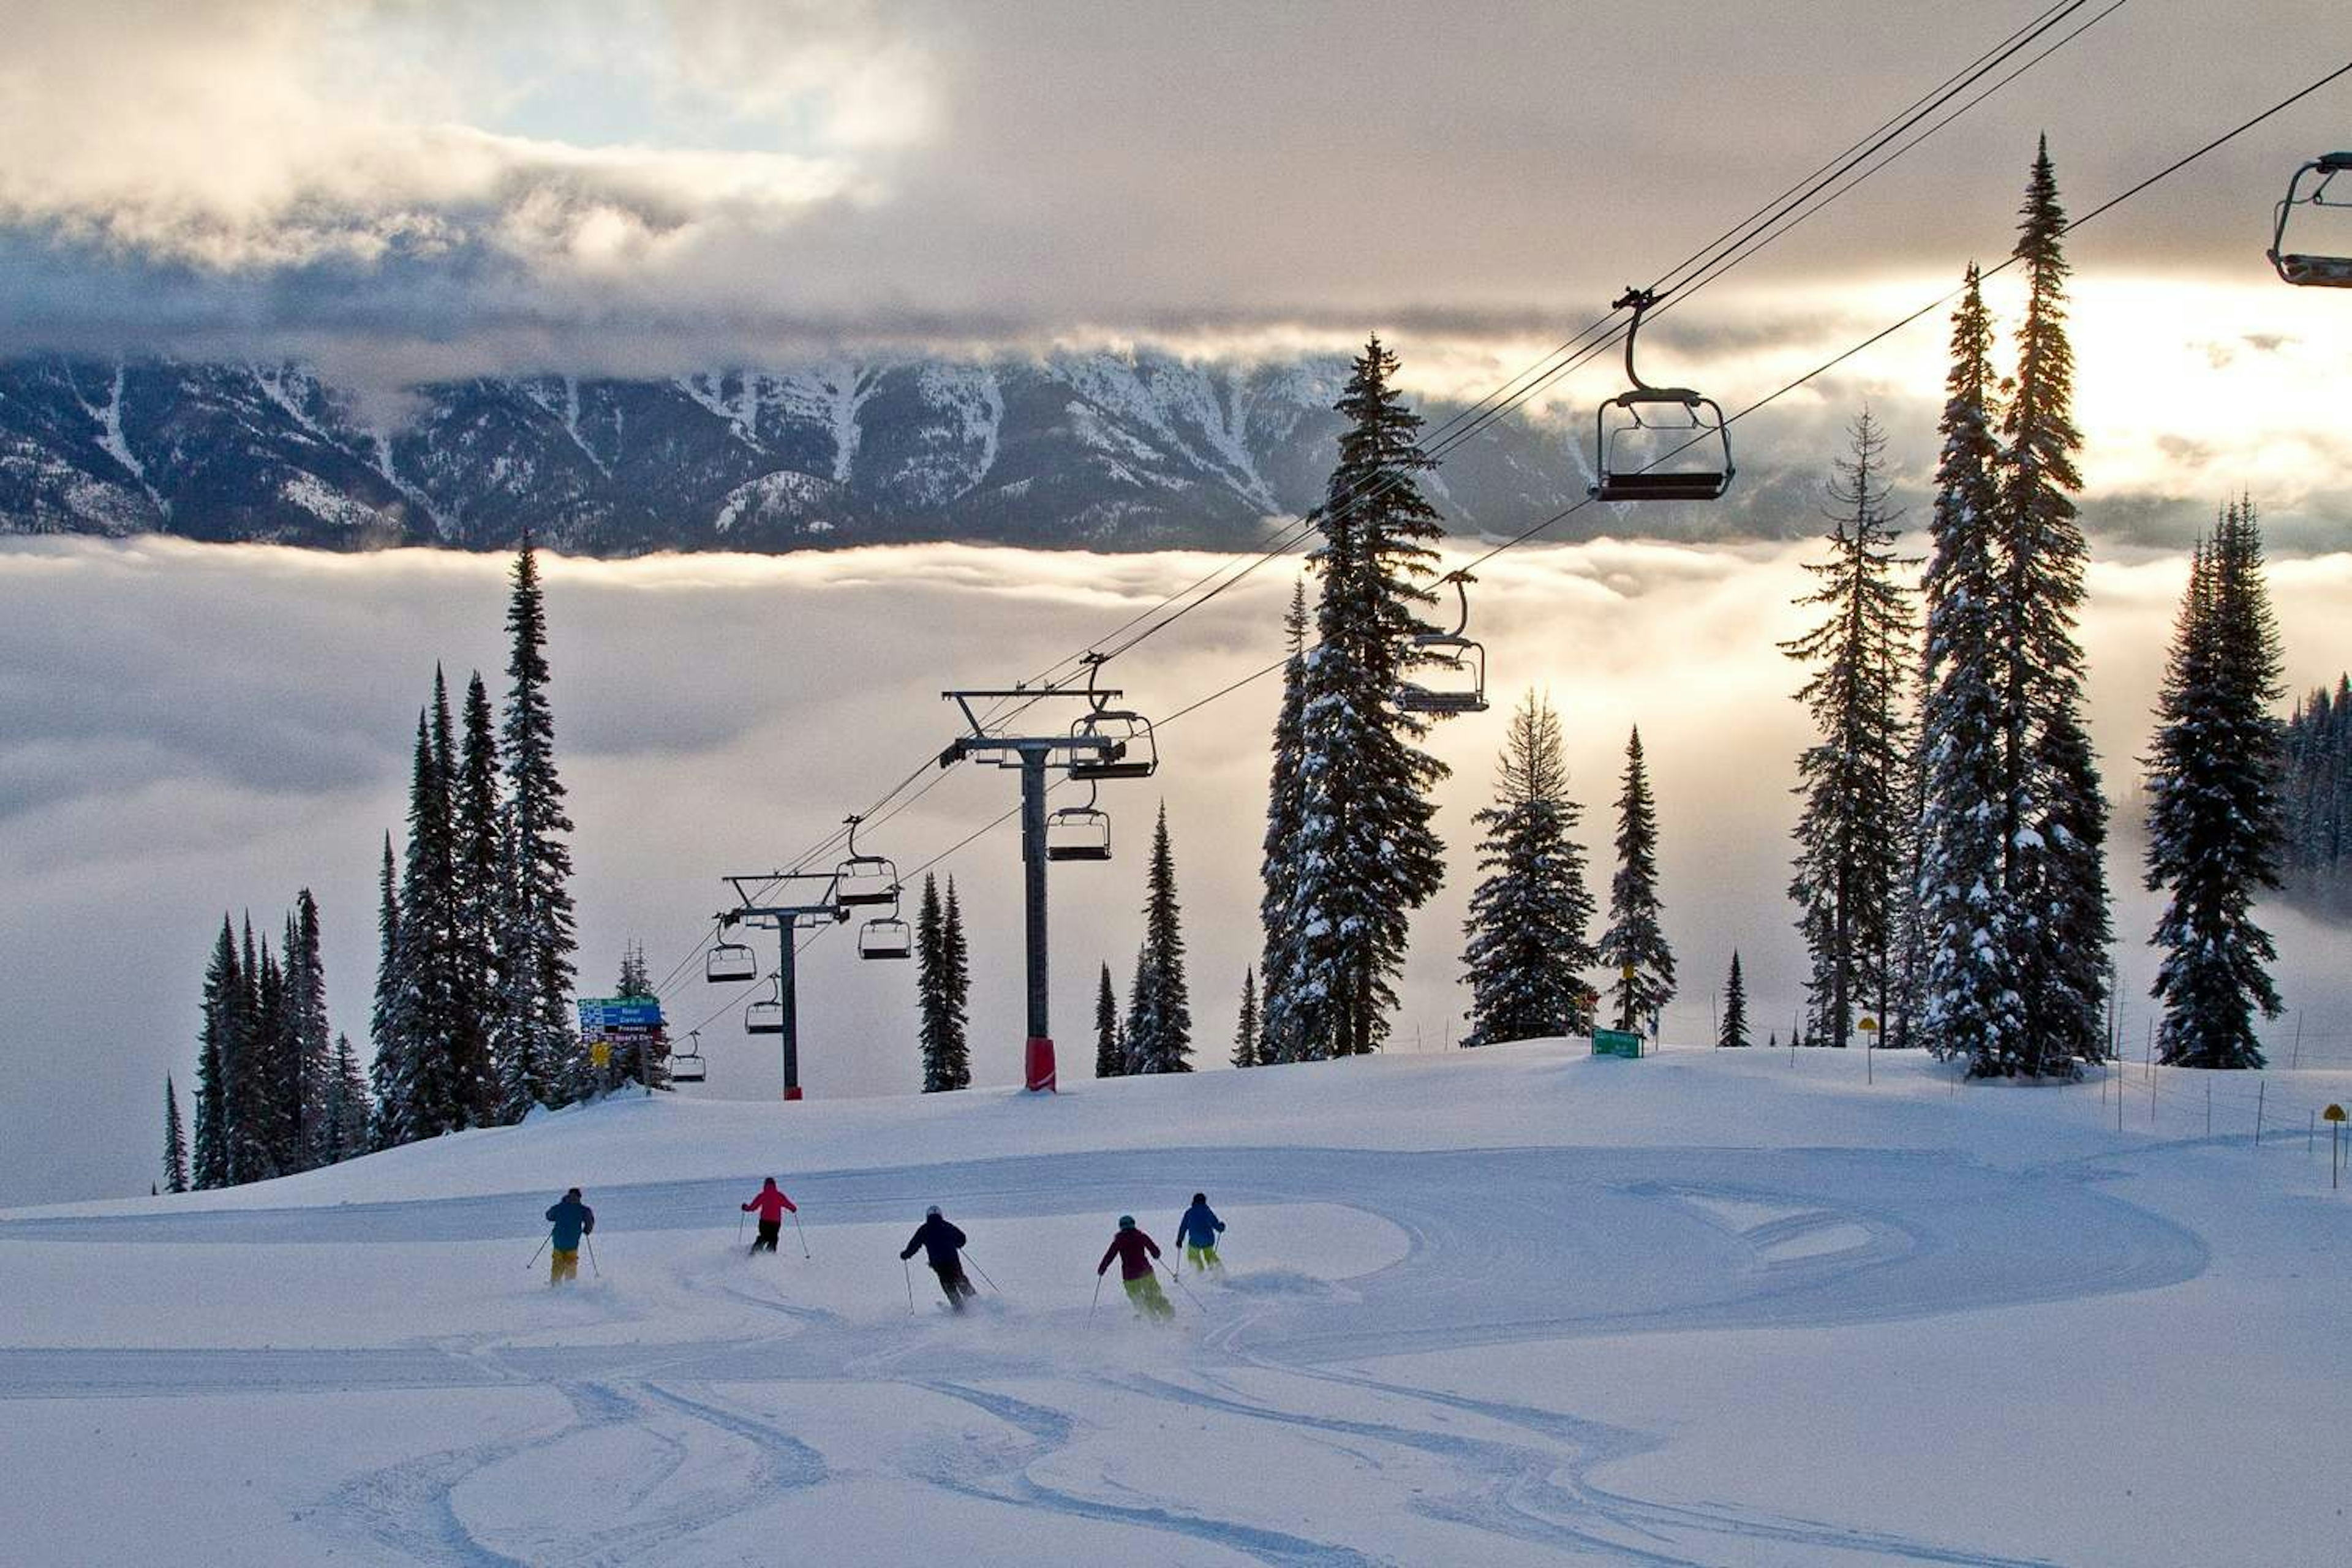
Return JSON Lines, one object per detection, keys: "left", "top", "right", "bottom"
{"left": 925, "top": 1204, "right": 941, "bottom": 1218}
{"left": 1118, "top": 1215, "right": 1135, "bottom": 1229}
{"left": 1191, "top": 1192, "right": 1207, "bottom": 1205}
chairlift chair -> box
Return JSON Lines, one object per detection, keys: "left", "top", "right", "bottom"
{"left": 1395, "top": 572, "right": 1489, "bottom": 716}
{"left": 1046, "top": 782, "right": 1114, "bottom": 861}
{"left": 835, "top": 815, "right": 902, "bottom": 907}
{"left": 1589, "top": 287, "right": 1736, "bottom": 502}
{"left": 1068, "top": 709, "right": 1159, "bottom": 780}
{"left": 669, "top": 1031, "right": 707, "bottom": 1084}
{"left": 745, "top": 996, "right": 784, "bottom": 1035}
{"left": 2268, "top": 152, "right": 2352, "bottom": 287}
{"left": 859, "top": 916, "right": 913, "bottom": 961}
{"left": 706, "top": 938, "right": 757, "bottom": 984}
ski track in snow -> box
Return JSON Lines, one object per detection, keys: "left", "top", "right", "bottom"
{"left": 0, "top": 1144, "right": 2200, "bottom": 1564}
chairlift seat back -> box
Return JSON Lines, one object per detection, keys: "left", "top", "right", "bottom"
{"left": 745, "top": 1001, "right": 784, "bottom": 1035}
{"left": 706, "top": 943, "right": 758, "bottom": 984}
{"left": 858, "top": 918, "right": 913, "bottom": 960}
{"left": 1591, "top": 390, "right": 1735, "bottom": 502}
{"left": 669, "top": 1054, "right": 707, "bottom": 1083}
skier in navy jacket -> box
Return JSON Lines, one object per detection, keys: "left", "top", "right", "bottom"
{"left": 900, "top": 1205, "right": 976, "bottom": 1310}
{"left": 1176, "top": 1192, "right": 1226, "bottom": 1272}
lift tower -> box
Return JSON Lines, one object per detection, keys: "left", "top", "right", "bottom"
{"left": 940, "top": 669, "right": 1153, "bottom": 1092}
{"left": 715, "top": 871, "right": 850, "bottom": 1100}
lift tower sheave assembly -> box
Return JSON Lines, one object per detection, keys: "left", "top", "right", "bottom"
{"left": 941, "top": 668, "right": 1153, "bottom": 1094}
{"left": 715, "top": 870, "right": 850, "bottom": 1101}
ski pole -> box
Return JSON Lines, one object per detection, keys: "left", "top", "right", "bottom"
{"left": 584, "top": 1235, "right": 601, "bottom": 1278}
{"left": 527, "top": 1233, "right": 551, "bottom": 1270}
{"left": 1164, "top": 1263, "right": 1204, "bottom": 1310}
{"left": 1088, "top": 1272, "right": 1104, "bottom": 1327}
{"left": 963, "top": 1253, "right": 1001, "bottom": 1295}
{"left": 903, "top": 1257, "right": 916, "bottom": 1314}
{"left": 793, "top": 1210, "right": 811, "bottom": 1259}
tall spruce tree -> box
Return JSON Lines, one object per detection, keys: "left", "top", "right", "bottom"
{"left": 1994, "top": 137, "right": 2109, "bottom": 1076}
{"left": 1717, "top": 952, "right": 1753, "bottom": 1048}
{"left": 1125, "top": 803, "right": 1193, "bottom": 1073}
{"left": 1257, "top": 577, "right": 1313, "bottom": 1064}
{"left": 194, "top": 916, "right": 236, "bottom": 1188}
{"left": 492, "top": 535, "right": 578, "bottom": 1119}
{"left": 611, "top": 942, "right": 666, "bottom": 1091}
{"left": 368, "top": 834, "right": 409, "bottom": 1148}
{"left": 451, "top": 671, "right": 503, "bottom": 1124}
{"left": 1284, "top": 336, "right": 1450, "bottom": 1058}
{"left": 1596, "top": 727, "right": 1676, "bottom": 1035}
{"left": 2145, "top": 499, "right": 2286, "bottom": 1068}
{"left": 1915, "top": 265, "right": 2026, "bottom": 1071}
{"left": 285, "top": 891, "right": 331, "bottom": 1171}
{"left": 1094, "top": 962, "right": 1123, "bottom": 1079}
{"left": 1460, "top": 691, "right": 1598, "bottom": 1046}
{"left": 162, "top": 1075, "right": 190, "bottom": 1194}
{"left": 391, "top": 704, "right": 465, "bottom": 1137}
{"left": 1232, "top": 968, "right": 1261, "bottom": 1068}
{"left": 939, "top": 878, "right": 971, "bottom": 1090}
{"left": 1781, "top": 410, "right": 1918, "bottom": 1052}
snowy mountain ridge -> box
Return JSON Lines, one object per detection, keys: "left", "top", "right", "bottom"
{"left": 0, "top": 350, "right": 1742, "bottom": 557}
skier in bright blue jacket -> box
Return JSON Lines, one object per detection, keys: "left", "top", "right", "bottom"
{"left": 545, "top": 1187, "right": 594, "bottom": 1286}
{"left": 1176, "top": 1191, "right": 1225, "bottom": 1273}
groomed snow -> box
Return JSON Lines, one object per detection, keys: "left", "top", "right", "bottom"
{"left": 3, "top": 1041, "right": 2346, "bottom": 1566}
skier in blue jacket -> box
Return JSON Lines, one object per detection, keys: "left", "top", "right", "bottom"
{"left": 900, "top": 1205, "right": 977, "bottom": 1311}
{"left": 545, "top": 1187, "right": 594, "bottom": 1286}
{"left": 1176, "top": 1191, "right": 1225, "bottom": 1273}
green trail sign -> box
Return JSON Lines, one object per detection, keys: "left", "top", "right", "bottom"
{"left": 1592, "top": 1028, "right": 1643, "bottom": 1059}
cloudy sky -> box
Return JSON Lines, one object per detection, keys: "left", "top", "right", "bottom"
{"left": 5, "top": 4, "right": 2352, "bottom": 1203}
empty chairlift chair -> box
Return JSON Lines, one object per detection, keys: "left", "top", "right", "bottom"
{"left": 706, "top": 937, "right": 758, "bottom": 984}
{"left": 669, "top": 1031, "right": 707, "bottom": 1084}
{"left": 859, "top": 917, "right": 913, "bottom": 960}
{"left": 1046, "top": 784, "right": 1114, "bottom": 862}
{"left": 1589, "top": 287, "right": 1735, "bottom": 502}
{"left": 745, "top": 990, "right": 785, "bottom": 1035}
{"left": 835, "top": 815, "right": 902, "bottom": 907}
{"left": 1395, "top": 571, "right": 1488, "bottom": 717}
{"left": 2269, "top": 153, "right": 2352, "bottom": 287}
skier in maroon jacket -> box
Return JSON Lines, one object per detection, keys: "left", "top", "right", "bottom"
{"left": 1096, "top": 1215, "right": 1175, "bottom": 1321}
{"left": 741, "top": 1177, "right": 797, "bottom": 1255}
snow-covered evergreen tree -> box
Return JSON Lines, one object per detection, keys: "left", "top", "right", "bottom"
{"left": 1914, "top": 266, "right": 2026, "bottom": 1073}
{"left": 2281, "top": 673, "right": 2351, "bottom": 906}
{"left": 451, "top": 671, "right": 503, "bottom": 1125}
{"left": 233, "top": 928, "right": 293, "bottom": 1181}
{"left": 368, "top": 834, "right": 409, "bottom": 1148}
{"left": 1094, "top": 962, "right": 1123, "bottom": 1079}
{"left": 1718, "top": 952, "right": 1753, "bottom": 1049}
{"left": 492, "top": 535, "right": 578, "bottom": 1119}
{"left": 2146, "top": 499, "right": 2286, "bottom": 1068}
{"left": 284, "top": 890, "right": 331, "bottom": 1172}
{"left": 162, "top": 1074, "right": 190, "bottom": 1194}
{"left": 610, "top": 941, "right": 666, "bottom": 1092}
{"left": 194, "top": 916, "right": 236, "bottom": 1188}
{"left": 1994, "top": 138, "right": 2109, "bottom": 1076}
{"left": 392, "top": 703, "right": 466, "bottom": 1137}
{"left": 1232, "top": 968, "right": 1261, "bottom": 1068}
{"left": 1284, "top": 337, "right": 1450, "bottom": 1059}
{"left": 1782, "top": 410, "right": 1918, "bottom": 1052}
{"left": 939, "top": 878, "right": 971, "bottom": 1091}
{"left": 1125, "top": 803, "right": 1193, "bottom": 1073}
{"left": 1460, "top": 691, "right": 1597, "bottom": 1046}
{"left": 1257, "top": 577, "right": 1312, "bottom": 1065}
{"left": 322, "top": 1032, "right": 373, "bottom": 1164}
{"left": 1596, "top": 728, "right": 1675, "bottom": 1035}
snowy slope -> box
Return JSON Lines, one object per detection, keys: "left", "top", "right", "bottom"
{"left": 3, "top": 1042, "right": 2346, "bottom": 1566}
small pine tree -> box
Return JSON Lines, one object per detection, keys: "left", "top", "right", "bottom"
{"left": 612, "top": 941, "right": 666, "bottom": 1091}
{"left": 451, "top": 671, "right": 503, "bottom": 1125}
{"left": 286, "top": 890, "right": 331, "bottom": 1172}
{"left": 1124, "top": 803, "right": 1193, "bottom": 1073}
{"left": 1596, "top": 728, "right": 1676, "bottom": 1035}
{"left": 1718, "top": 952, "right": 1752, "bottom": 1049}
{"left": 1461, "top": 691, "right": 1598, "bottom": 1046}
{"left": 162, "top": 1075, "right": 190, "bottom": 1194}
{"left": 368, "top": 834, "right": 408, "bottom": 1149}
{"left": 1094, "top": 961, "right": 1122, "bottom": 1079}
{"left": 1232, "top": 968, "right": 1261, "bottom": 1068}
{"left": 2145, "top": 499, "right": 2286, "bottom": 1068}
{"left": 917, "top": 874, "right": 950, "bottom": 1090}
{"left": 325, "top": 1032, "right": 372, "bottom": 1162}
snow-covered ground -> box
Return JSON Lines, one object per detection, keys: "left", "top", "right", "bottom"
{"left": 4, "top": 1042, "right": 2346, "bottom": 1566}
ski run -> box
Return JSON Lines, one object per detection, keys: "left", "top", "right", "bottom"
{"left": 5, "top": 1039, "right": 2347, "bottom": 1566}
